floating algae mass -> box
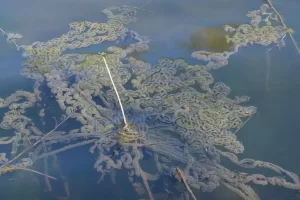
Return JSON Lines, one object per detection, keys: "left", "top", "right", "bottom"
{"left": 0, "top": 3, "right": 298, "bottom": 200}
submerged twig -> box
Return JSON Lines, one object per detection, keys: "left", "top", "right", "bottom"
{"left": 43, "top": 146, "right": 52, "bottom": 192}
{"left": 16, "top": 167, "right": 57, "bottom": 180}
{"left": 100, "top": 52, "right": 128, "bottom": 127}
{"left": 233, "top": 115, "right": 253, "bottom": 135}
{"left": 141, "top": 169, "right": 154, "bottom": 200}
{"left": 0, "top": 28, "right": 5, "bottom": 35}
{"left": 131, "top": 0, "right": 154, "bottom": 13}
{"left": 265, "top": 0, "right": 300, "bottom": 55}
{"left": 0, "top": 166, "right": 56, "bottom": 180}
{"left": 176, "top": 167, "right": 197, "bottom": 200}
{"left": 110, "top": 145, "right": 124, "bottom": 158}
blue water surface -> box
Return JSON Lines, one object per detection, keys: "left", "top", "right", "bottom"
{"left": 0, "top": 0, "right": 300, "bottom": 199}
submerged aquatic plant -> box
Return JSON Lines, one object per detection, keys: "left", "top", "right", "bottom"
{"left": 0, "top": 3, "right": 299, "bottom": 200}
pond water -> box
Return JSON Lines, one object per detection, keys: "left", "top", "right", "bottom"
{"left": 0, "top": 0, "right": 300, "bottom": 200}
